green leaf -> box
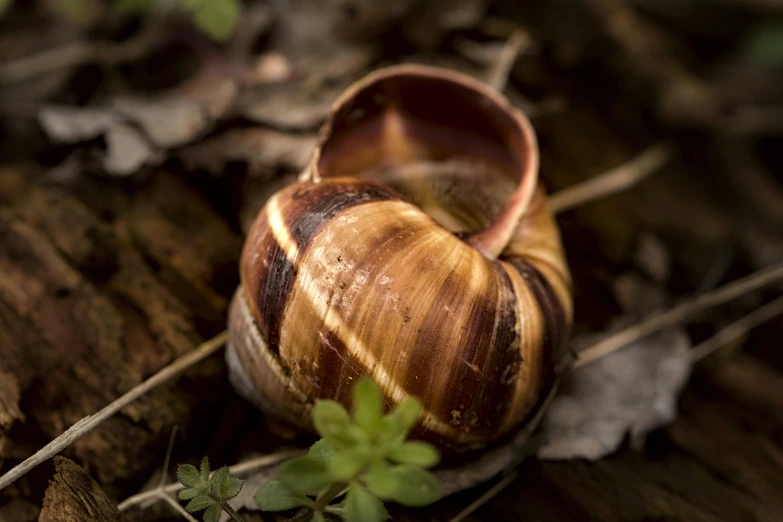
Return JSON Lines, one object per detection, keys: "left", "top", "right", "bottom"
{"left": 386, "top": 441, "right": 439, "bottom": 467}
{"left": 115, "top": 0, "right": 151, "bottom": 13}
{"left": 328, "top": 452, "right": 366, "bottom": 481}
{"left": 309, "top": 439, "right": 337, "bottom": 465}
{"left": 352, "top": 378, "right": 384, "bottom": 431}
{"left": 200, "top": 456, "right": 210, "bottom": 483}
{"left": 363, "top": 461, "right": 399, "bottom": 499}
{"left": 386, "top": 465, "right": 440, "bottom": 507}
{"left": 209, "top": 467, "right": 242, "bottom": 500}
{"left": 203, "top": 503, "right": 222, "bottom": 522}
{"left": 192, "top": 0, "right": 240, "bottom": 40}
{"left": 743, "top": 23, "right": 783, "bottom": 65}
{"left": 0, "top": 0, "right": 12, "bottom": 18}
{"left": 185, "top": 493, "right": 215, "bottom": 512}
{"left": 254, "top": 480, "right": 313, "bottom": 512}
{"left": 177, "top": 464, "right": 202, "bottom": 489}
{"left": 386, "top": 398, "right": 421, "bottom": 437}
{"left": 312, "top": 400, "right": 353, "bottom": 448}
{"left": 344, "top": 485, "right": 389, "bottom": 522}
{"left": 178, "top": 488, "right": 201, "bottom": 500}
{"left": 279, "top": 456, "right": 332, "bottom": 494}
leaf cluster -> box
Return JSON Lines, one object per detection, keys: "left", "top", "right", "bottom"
{"left": 177, "top": 456, "right": 244, "bottom": 522}
{"left": 255, "top": 378, "right": 441, "bottom": 522}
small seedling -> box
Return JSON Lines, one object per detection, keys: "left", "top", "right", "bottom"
{"left": 254, "top": 378, "right": 441, "bottom": 522}
{"left": 177, "top": 456, "right": 245, "bottom": 522}
{"left": 178, "top": 379, "right": 440, "bottom": 522}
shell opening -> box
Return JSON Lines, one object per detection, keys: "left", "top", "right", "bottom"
{"left": 309, "top": 65, "right": 539, "bottom": 259}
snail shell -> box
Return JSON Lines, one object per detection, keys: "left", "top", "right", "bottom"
{"left": 227, "top": 65, "right": 573, "bottom": 450}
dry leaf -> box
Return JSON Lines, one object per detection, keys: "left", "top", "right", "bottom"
{"left": 38, "top": 106, "right": 161, "bottom": 176}
{"left": 537, "top": 328, "right": 693, "bottom": 461}
{"left": 178, "top": 128, "right": 316, "bottom": 177}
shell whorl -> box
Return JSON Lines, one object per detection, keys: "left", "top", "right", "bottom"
{"left": 227, "top": 65, "right": 572, "bottom": 450}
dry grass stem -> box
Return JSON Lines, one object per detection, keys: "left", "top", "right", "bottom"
{"left": 117, "top": 450, "right": 302, "bottom": 511}
{"left": 0, "top": 29, "right": 163, "bottom": 84}
{"left": 487, "top": 30, "right": 531, "bottom": 92}
{"left": 0, "top": 331, "right": 228, "bottom": 492}
{"left": 549, "top": 143, "right": 672, "bottom": 214}
{"left": 449, "top": 470, "right": 520, "bottom": 522}
{"left": 691, "top": 294, "right": 783, "bottom": 362}
{"left": 574, "top": 263, "right": 783, "bottom": 369}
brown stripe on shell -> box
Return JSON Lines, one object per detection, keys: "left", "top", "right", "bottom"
{"left": 434, "top": 261, "right": 521, "bottom": 438}
{"left": 241, "top": 179, "right": 401, "bottom": 354}
{"left": 241, "top": 207, "right": 297, "bottom": 355}
{"left": 284, "top": 179, "right": 402, "bottom": 250}
{"left": 508, "top": 258, "right": 568, "bottom": 366}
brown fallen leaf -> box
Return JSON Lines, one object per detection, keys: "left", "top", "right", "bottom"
{"left": 178, "top": 128, "right": 316, "bottom": 177}
{"left": 537, "top": 327, "right": 693, "bottom": 461}
{"left": 38, "top": 106, "right": 161, "bottom": 176}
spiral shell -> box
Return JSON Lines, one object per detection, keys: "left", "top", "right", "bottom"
{"left": 227, "top": 65, "right": 573, "bottom": 450}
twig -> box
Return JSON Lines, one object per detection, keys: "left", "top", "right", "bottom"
{"left": 117, "top": 451, "right": 302, "bottom": 511}
{"left": 159, "top": 426, "right": 179, "bottom": 490}
{"left": 574, "top": 262, "right": 783, "bottom": 369}
{"left": 0, "top": 29, "right": 164, "bottom": 84}
{"left": 487, "top": 30, "right": 531, "bottom": 92}
{"left": 449, "top": 471, "right": 520, "bottom": 522}
{"left": 161, "top": 494, "right": 200, "bottom": 522}
{"left": 690, "top": 294, "right": 783, "bottom": 362}
{"left": 549, "top": 143, "right": 672, "bottom": 214}
{"left": 0, "top": 331, "right": 228, "bottom": 492}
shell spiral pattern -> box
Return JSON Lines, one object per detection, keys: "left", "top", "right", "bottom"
{"left": 227, "top": 65, "right": 573, "bottom": 450}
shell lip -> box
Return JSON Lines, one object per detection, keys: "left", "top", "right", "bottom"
{"left": 304, "top": 63, "right": 540, "bottom": 260}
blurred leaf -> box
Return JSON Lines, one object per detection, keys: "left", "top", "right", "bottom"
{"left": 312, "top": 512, "right": 326, "bottom": 522}
{"left": 115, "top": 0, "right": 151, "bottom": 13}
{"left": 386, "top": 441, "right": 439, "bottom": 467}
{"left": 49, "top": 0, "right": 101, "bottom": 25}
{"left": 743, "top": 23, "right": 783, "bottom": 65}
{"left": 329, "top": 452, "right": 366, "bottom": 481}
{"left": 364, "top": 461, "right": 399, "bottom": 499}
{"left": 203, "top": 504, "right": 222, "bottom": 522}
{"left": 279, "top": 456, "right": 332, "bottom": 494}
{"left": 254, "top": 480, "right": 313, "bottom": 511}
{"left": 192, "top": 0, "right": 240, "bottom": 40}
{"left": 344, "top": 485, "right": 389, "bottom": 522}
{"left": 185, "top": 493, "right": 215, "bottom": 512}
{"left": 177, "top": 464, "right": 202, "bottom": 489}
{"left": 353, "top": 378, "right": 384, "bottom": 431}
{"left": 309, "top": 439, "right": 338, "bottom": 465}
{"left": 0, "top": 0, "right": 12, "bottom": 18}
{"left": 386, "top": 398, "right": 421, "bottom": 436}
{"left": 385, "top": 465, "right": 440, "bottom": 507}
{"left": 313, "top": 400, "right": 353, "bottom": 448}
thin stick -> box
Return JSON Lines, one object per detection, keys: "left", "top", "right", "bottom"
{"left": 574, "top": 263, "right": 783, "bottom": 369}
{"left": 0, "top": 331, "right": 228, "bottom": 492}
{"left": 161, "top": 494, "right": 200, "bottom": 522}
{"left": 159, "top": 426, "right": 179, "bottom": 490}
{"left": 117, "top": 450, "right": 302, "bottom": 511}
{"left": 549, "top": 143, "right": 672, "bottom": 214}
{"left": 0, "top": 29, "right": 164, "bottom": 84}
{"left": 690, "top": 294, "right": 783, "bottom": 362}
{"left": 449, "top": 470, "right": 520, "bottom": 522}
{"left": 487, "top": 30, "right": 531, "bottom": 92}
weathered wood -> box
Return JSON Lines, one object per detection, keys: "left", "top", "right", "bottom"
{"left": 39, "top": 456, "right": 124, "bottom": 522}
{"left": 0, "top": 171, "right": 240, "bottom": 498}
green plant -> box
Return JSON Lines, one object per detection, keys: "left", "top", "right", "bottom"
{"left": 177, "top": 379, "right": 440, "bottom": 522}
{"left": 254, "top": 378, "right": 441, "bottom": 522}
{"left": 177, "top": 456, "right": 245, "bottom": 522}
{"left": 118, "top": 0, "right": 240, "bottom": 40}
